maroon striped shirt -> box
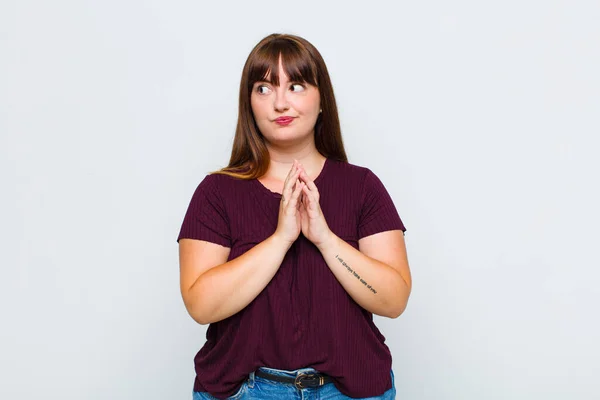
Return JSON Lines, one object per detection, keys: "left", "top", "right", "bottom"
{"left": 177, "top": 158, "right": 406, "bottom": 398}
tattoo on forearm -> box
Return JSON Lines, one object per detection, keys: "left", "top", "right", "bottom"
{"left": 335, "top": 255, "right": 377, "bottom": 294}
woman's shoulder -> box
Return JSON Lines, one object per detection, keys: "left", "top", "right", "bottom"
{"left": 326, "top": 158, "right": 376, "bottom": 181}
{"left": 190, "top": 170, "right": 251, "bottom": 201}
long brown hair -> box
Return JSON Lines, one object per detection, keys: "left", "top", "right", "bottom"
{"left": 212, "top": 33, "right": 348, "bottom": 179}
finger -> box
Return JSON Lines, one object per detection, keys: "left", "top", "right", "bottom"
{"left": 297, "top": 180, "right": 304, "bottom": 209}
{"left": 282, "top": 160, "right": 298, "bottom": 194}
{"left": 298, "top": 168, "right": 318, "bottom": 192}
{"left": 282, "top": 164, "right": 300, "bottom": 204}
{"left": 283, "top": 160, "right": 297, "bottom": 184}
{"left": 299, "top": 191, "right": 308, "bottom": 212}
{"left": 287, "top": 180, "right": 305, "bottom": 210}
{"left": 302, "top": 184, "right": 318, "bottom": 210}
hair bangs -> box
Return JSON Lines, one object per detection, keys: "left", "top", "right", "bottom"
{"left": 247, "top": 40, "right": 318, "bottom": 90}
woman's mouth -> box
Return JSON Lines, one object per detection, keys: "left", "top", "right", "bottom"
{"left": 274, "top": 117, "right": 294, "bottom": 126}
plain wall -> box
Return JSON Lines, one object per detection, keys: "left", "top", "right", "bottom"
{"left": 1, "top": 1, "right": 599, "bottom": 399}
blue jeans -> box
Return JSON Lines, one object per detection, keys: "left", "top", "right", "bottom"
{"left": 193, "top": 366, "right": 396, "bottom": 399}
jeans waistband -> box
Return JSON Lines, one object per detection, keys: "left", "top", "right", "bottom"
{"left": 257, "top": 366, "right": 321, "bottom": 378}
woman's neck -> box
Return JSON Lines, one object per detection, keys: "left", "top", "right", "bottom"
{"left": 264, "top": 149, "right": 326, "bottom": 183}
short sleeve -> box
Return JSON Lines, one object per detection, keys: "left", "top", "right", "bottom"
{"left": 358, "top": 169, "right": 406, "bottom": 240}
{"left": 177, "top": 174, "right": 231, "bottom": 247}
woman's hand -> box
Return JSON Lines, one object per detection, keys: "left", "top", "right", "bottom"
{"left": 297, "top": 164, "right": 334, "bottom": 248}
{"left": 273, "top": 160, "right": 305, "bottom": 246}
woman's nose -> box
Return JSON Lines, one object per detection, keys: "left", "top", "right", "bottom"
{"left": 273, "top": 90, "right": 290, "bottom": 112}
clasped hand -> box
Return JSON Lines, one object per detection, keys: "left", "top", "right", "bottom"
{"left": 275, "top": 160, "right": 333, "bottom": 248}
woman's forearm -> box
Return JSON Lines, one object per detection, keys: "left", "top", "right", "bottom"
{"left": 185, "top": 234, "right": 291, "bottom": 325}
{"left": 317, "top": 234, "right": 411, "bottom": 318}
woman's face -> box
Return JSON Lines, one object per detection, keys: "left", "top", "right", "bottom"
{"left": 250, "top": 57, "right": 321, "bottom": 146}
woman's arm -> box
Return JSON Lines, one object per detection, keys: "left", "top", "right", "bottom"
{"left": 180, "top": 161, "right": 306, "bottom": 325}
{"left": 179, "top": 234, "right": 292, "bottom": 325}
{"left": 316, "top": 230, "right": 412, "bottom": 318}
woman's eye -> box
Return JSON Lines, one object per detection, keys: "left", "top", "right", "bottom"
{"left": 257, "top": 85, "right": 271, "bottom": 94}
{"left": 290, "top": 84, "right": 305, "bottom": 92}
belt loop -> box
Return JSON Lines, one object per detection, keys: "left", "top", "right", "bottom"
{"left": 248, "top": 371, "right": 255, "bottom": 388}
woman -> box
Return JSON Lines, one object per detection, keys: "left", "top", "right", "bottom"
{"left": 178, "top": 33, "right": 412, "bottom": 400}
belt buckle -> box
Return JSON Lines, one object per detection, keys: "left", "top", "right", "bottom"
{"left": 294, "top": 373, "right": 308, "bottom": 389}
{"left": 294, "top": 373, "right": 323, "bottom": 389}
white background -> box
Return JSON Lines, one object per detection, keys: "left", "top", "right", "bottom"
{"left": 1, "top": 1, "right": 599, "bottom": 399}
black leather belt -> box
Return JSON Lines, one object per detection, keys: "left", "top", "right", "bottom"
{"left": 255, "top": 369, "right": 332, "bottom": 389}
